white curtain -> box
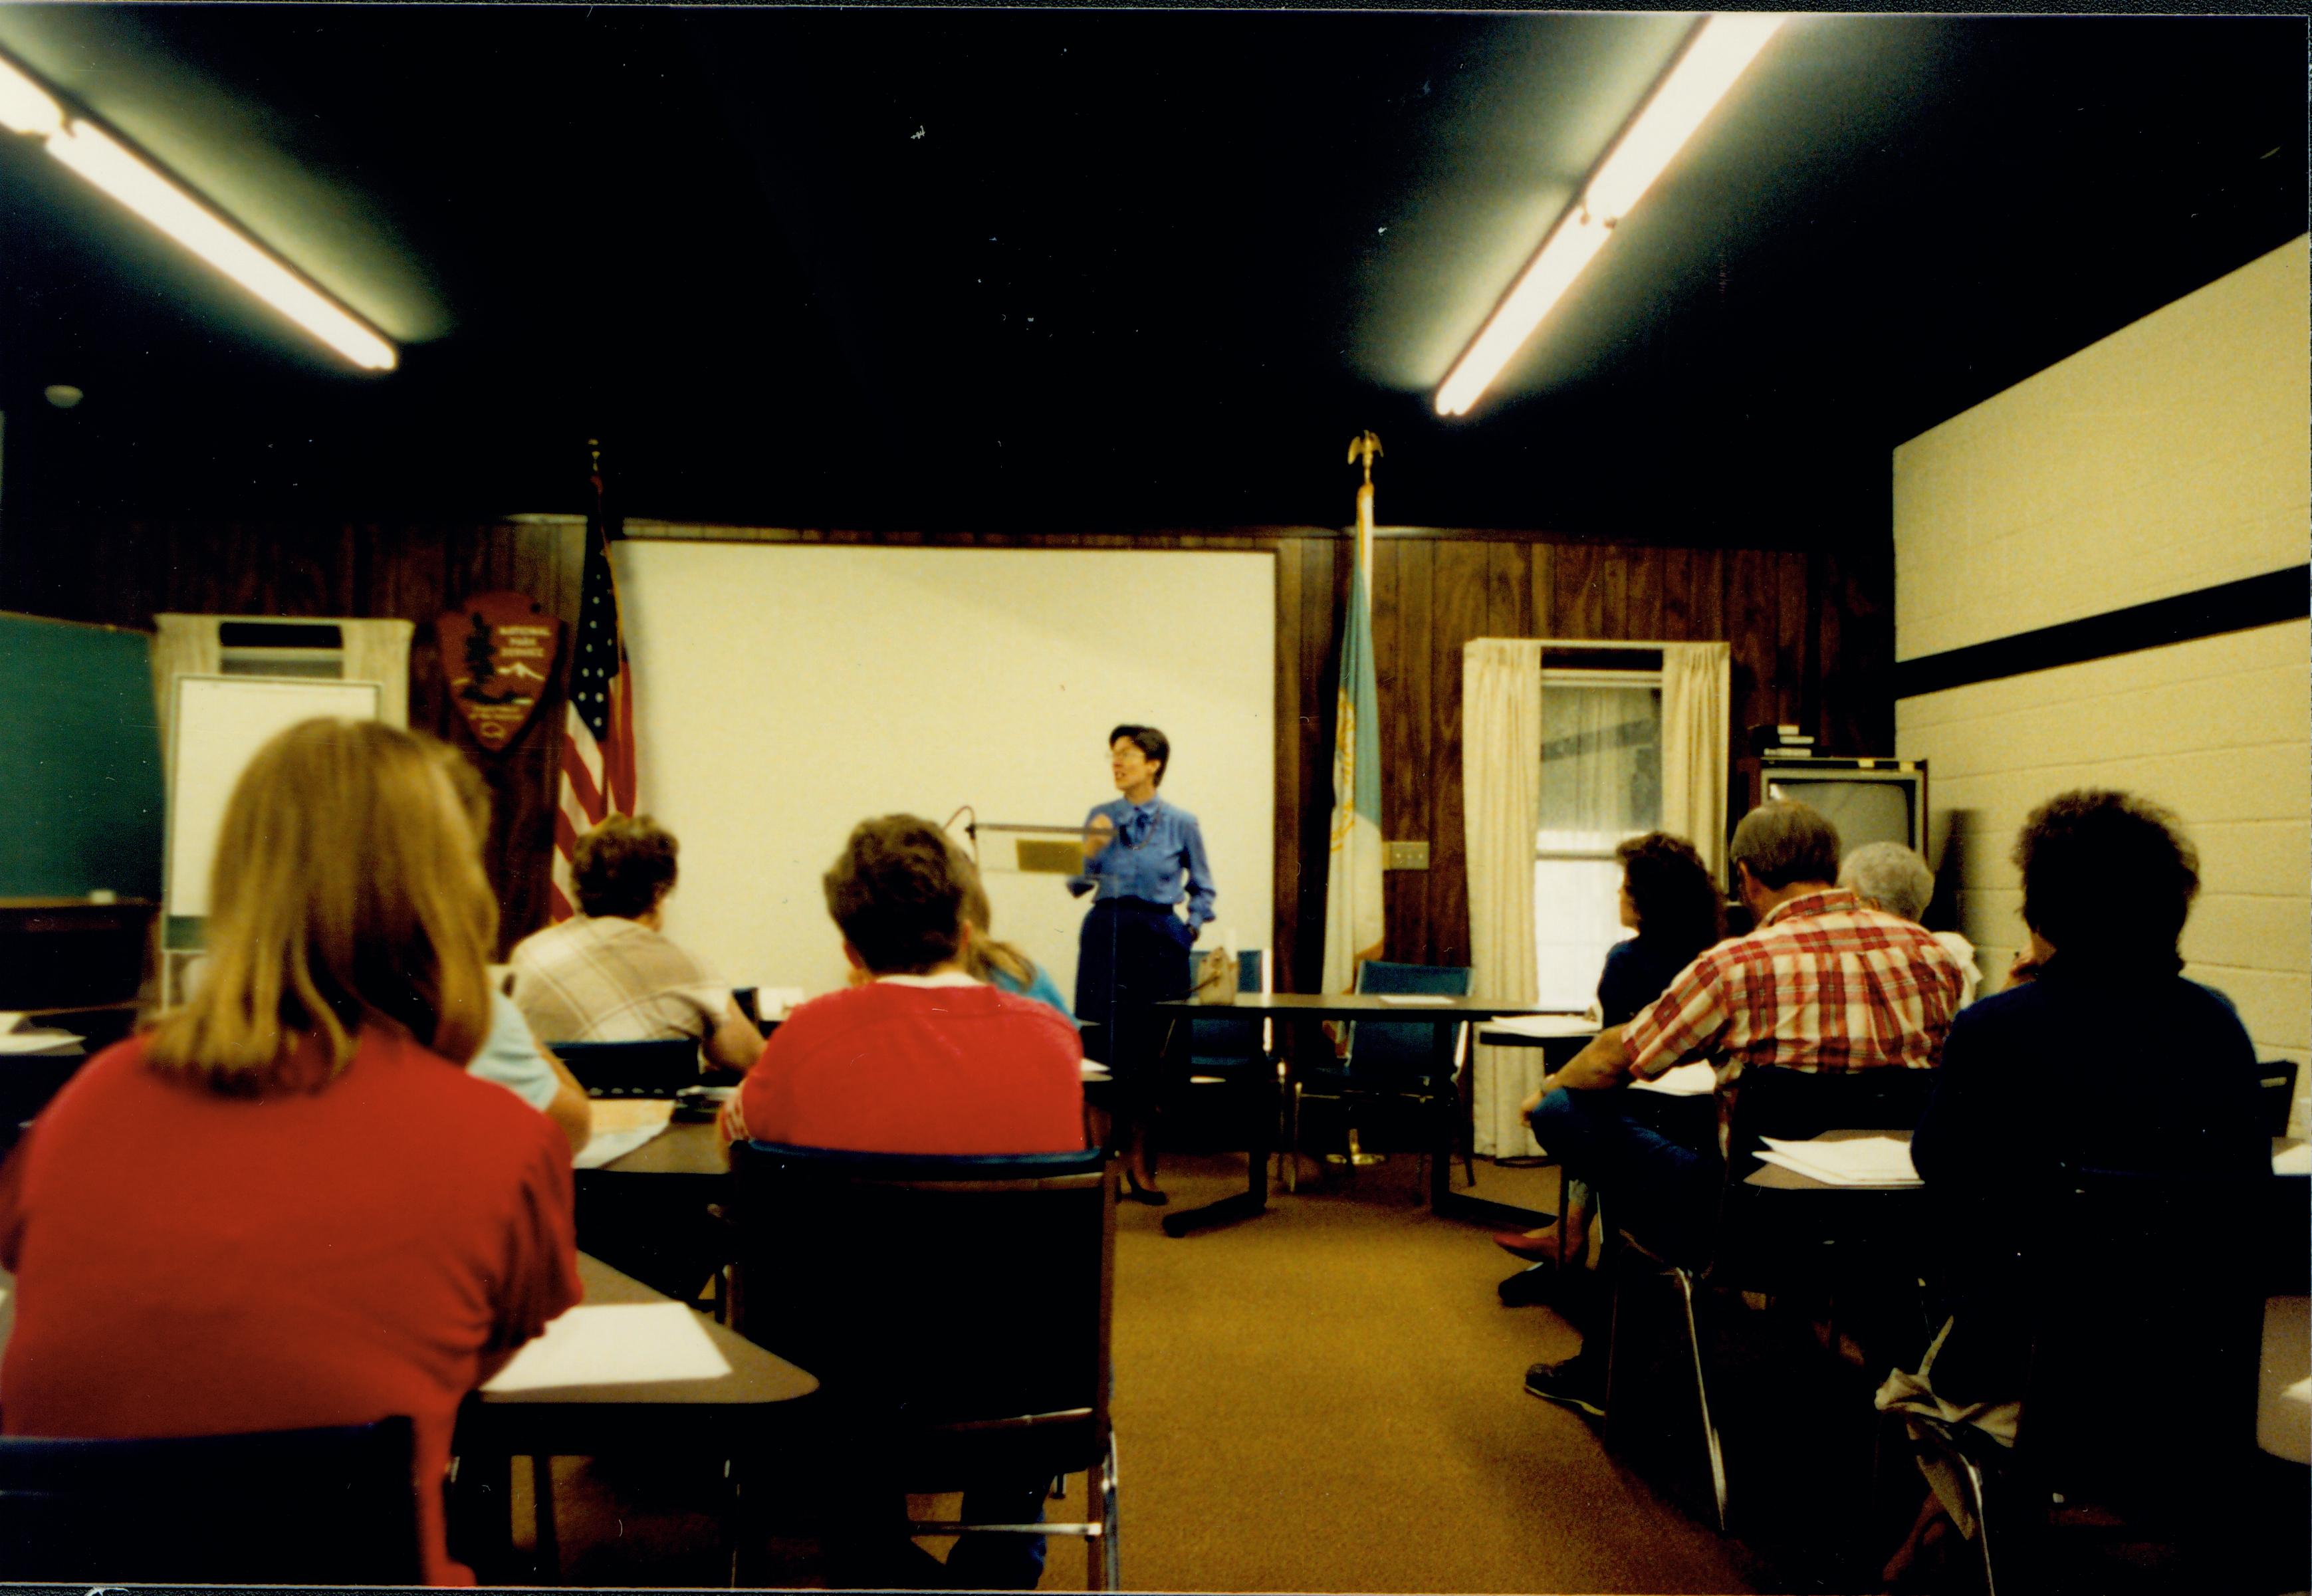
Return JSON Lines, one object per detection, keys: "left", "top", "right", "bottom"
{"left": 1462, "top": 639, "right": 1546, "bottom": 1158}
{"left": 1659, "top": 641, "right": 1732, "bottom": 883}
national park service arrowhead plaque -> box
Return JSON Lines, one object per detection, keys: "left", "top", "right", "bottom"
{"left": 439, "top": 592, "right": 557, "bottom": 750}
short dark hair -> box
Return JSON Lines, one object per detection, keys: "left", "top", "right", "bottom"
{"left": 1615, "top": 832, "right": 1724, "bottom": 965}
{"left": 2014, "top": 789, "right": 2198, "bottom": 972}
{"left": 573, "top": 815, "right": 679, "bottom": 919}
{"left": 824, "top": 814, "right": 971, "bottom": 974}
{"left": 1729, "top": 801, "right": 1842, "bottom": 891}
{"left": 1109, "top": 724, "right": 1170, "bottom": 786}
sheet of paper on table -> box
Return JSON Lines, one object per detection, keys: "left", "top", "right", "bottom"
{"left": 576, "top": 1099, "right": 676, "bottom": 1169}
{"left": 0, "top": 1013, "right": 83, "bottom": 1056}
{"left": 1377, "top": 994, "right": 1454, "bottom": 1006}
{"left": 1631, "top": 1062, "right": 1718, "bottom": 1097}
{"left": 482, "top": 1302, "right": 731, "bottom": 1391}
{"left": 1756, "top": 1131, "right": 1920, "bottom": 1186}
{"left": 1483, "top": 1013, "right": 1599, "bottom": 1039}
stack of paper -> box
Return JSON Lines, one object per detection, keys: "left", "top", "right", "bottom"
{"left": 1754, "top": 1131, "right": 1920, "bottom": 1187}
{"left": 1631, "top": 1062, "right": 1718, "bottom": 1097}
{"left": 1377, "top": 994, "right": 1455, "bottom": 1007}
{"left": 1482, "top": 1014, "right": 1598, "bottom": 1040}
{"left": 0, "top": 1014, "right": 84, "bottom": 1057}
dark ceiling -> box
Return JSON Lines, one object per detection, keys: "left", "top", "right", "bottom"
{"left": 0, "top": 6, "right": 2300, "bottom": 536}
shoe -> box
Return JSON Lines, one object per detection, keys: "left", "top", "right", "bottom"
{"left": 1523, "top": 1351, "right": 1606, "bottom": 1419}
{"left": 1122, "top": 1173, "right": 1170, "bottom": 1206}
{"left": 1492, "top": 1228, "right": 1561, "bottom": 1262}
{"left": 1497, "top": 1264, "right": 1555, "bottom": 1307}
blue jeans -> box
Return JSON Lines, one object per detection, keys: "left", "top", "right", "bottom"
{"left": 1529, "top": 1085, "right": 1722, "bottom": 1319}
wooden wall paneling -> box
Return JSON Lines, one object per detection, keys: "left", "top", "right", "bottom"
{"left": 1723, "top": 546, "right": 1780, "bottom": 739}
{"left": 1483, "top": 540, "right": 1531, "bottom": 638}
{"left": 1527, "top": 542, "right": 1558, "bottom": 640}
{"left": 1776, "top": 550, "right": 1811, "bottom": 736}
{"left": 1659, "top": 543, "right": 1726, "bottom": 642}
{"left": 1620, "top": 542, "right": 1664, "bottom": 642}
{"left": 1818, "top": 539, "right": 1894, "bottom": 756}
{"left": 1596, "top": 544, "right": 1633, "bottom": 639}
{"left": 1554, "top": 539, "right": 1604, "bottom": 638}
{"left": 1425, "top": 539, "right": 1493, "bottom": 967}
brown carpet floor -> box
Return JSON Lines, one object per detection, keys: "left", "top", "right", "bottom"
{"left": 530, "top": 1151, "right": 1764, "bottom": 1592}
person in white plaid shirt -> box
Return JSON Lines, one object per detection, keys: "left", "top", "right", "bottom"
{"left": 1518, "top": 800, "right": 1966, "bottom": 1416}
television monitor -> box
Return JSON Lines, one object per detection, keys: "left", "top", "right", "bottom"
{"left": 1760, "top": 759, "right": 1928, "bottom": 856}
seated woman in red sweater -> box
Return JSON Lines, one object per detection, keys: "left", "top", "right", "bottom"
{"left": 723, "top": 814, "right": 1082, "bottom": 1588}
{"left": 723, "top": 814, "right": 1084, "bottom": 1155}
{"left": 0, "top": 718, "right": 581, "bottom": 1587}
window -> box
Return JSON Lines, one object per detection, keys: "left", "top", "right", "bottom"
{"left": 1533, "top": 670, "right": 1663, "bottom": 1011}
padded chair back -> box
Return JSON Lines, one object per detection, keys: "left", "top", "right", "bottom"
{"left": 1710, "top": 1064, "right": 1939, "bottom": 1288}
{"left": 2257, "top": 1058, "right": 2300, "bottom": 1137}
{"left": 549, "top": 1037, "right": 700, "bottom": 1097}
{"left": 1722, "top": 1062, "right": 1938, "bottom": 1180}
{"left": 1185, "top": 949, "right": 1269, "bottom": 1074}
{"left": 2016, "top": 1167, "right": 2294, "bottom": 1496}
{"left": 729, "top": 1142, "right": 1114, "bottom": 1484}
{"left": 0, "top": 1417, "right": 421, "bottom": 1583}
{"left": 1345, "top": 961, "right": 1472, "bottom": 1085}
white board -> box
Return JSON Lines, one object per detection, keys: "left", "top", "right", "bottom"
{"left": 615, "top": 542, "right": 1276, "bottom": 1001}
{"left": 166, "top": 675, "right": 383, "bottom": 917}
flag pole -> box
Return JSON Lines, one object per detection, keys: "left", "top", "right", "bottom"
{"left": 1321, "top": 432, "right": 1387, "bottom": 999}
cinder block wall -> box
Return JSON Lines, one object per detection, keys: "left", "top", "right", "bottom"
{"left": 1893, "top": 239, "right": 2309, "bottom": 1093}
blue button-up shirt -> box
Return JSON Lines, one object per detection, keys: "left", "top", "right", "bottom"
{"left": 1068, "top": 796, "right": 1217, "bottom": 929}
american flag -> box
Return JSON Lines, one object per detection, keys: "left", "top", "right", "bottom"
{"left": 549, "top": 444, "right": 637, "bottom": 921}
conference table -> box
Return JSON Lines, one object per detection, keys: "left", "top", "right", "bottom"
{"left": 453, "top": 1250, "right": 818, "bottom": 1583}
{"left": 1150, "top": 994, "right": 1576, "bottom": 1236}
{"left": 0, "top": 1249, "right": 816, "bottom": 1587}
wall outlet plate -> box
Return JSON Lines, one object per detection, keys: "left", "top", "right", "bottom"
{"left": 1385, "top": 840, "right": 1430, "bottom": 871}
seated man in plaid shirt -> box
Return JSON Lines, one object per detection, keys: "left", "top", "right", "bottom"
{"left": 1518, "top": 800, "right": 1968, "bottom": 1416}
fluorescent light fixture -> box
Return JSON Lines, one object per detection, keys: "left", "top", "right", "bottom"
{"left": 0, "top": 51, "right": 396, "bottom": 371}
{"left": 0, "top": 53, "right": 62, "bottom": 136}
{"left": 1435, "top": 13, "right": 1784, "bottom": 418}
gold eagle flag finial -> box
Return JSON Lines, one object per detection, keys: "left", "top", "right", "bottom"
{"left": 1347, "top": 429, "right": 1382, "bottom": 486}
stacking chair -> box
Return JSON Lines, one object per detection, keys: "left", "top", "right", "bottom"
{"left": 0, "top": 1416, "right": 421, "bottom": 1583}
{"left": 1903, "top": 1165, "right": 2306, "bottom": 1595}
{"left": 549, "top": 1036, "right": 701, "bottom": 1097}
{"left": 1169, "top": 949, "right": 1274, "bottom": 1153}
{"left": 728, "top": 1141, "right": 1121, "bottom": 1590}
{"left": 1289, "top": 960, "right": 1473, "bottom": 1188}
{"left": 1602, "top": 1063, "right": 1938, "bottom": 1531}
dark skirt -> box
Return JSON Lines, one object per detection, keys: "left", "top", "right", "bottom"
{"left": 1074, "top": 897, "right": 1193, "bottom": 1088}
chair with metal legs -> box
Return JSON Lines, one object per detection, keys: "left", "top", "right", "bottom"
{"left": 1288, "top": 961, "right": 1474, "bottom": 1188}
{"left": 1601, "top": 1064, "right": 1938, "bottom": 1533}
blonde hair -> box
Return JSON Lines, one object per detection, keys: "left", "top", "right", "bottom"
{"left": 960, "top": 872, "right": 1038, "bottom": 990}
{"left": 146, "top": 719, "right": 497, "bottom": 1092}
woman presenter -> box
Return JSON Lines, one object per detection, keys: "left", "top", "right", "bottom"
{"left": 1070, "top": 724, "right": 1216, "bottom": 1204}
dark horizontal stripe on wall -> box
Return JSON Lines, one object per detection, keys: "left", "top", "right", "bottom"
{"left": 1895, "top": 565, "right": 2309, "bottom": 699}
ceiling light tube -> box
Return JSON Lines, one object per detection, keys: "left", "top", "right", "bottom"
{"left": 0, "top": 50, "right": 396, "bottom": 371}
{"left": 0, "top": 54, "right": 62, "bottom": 136}
{"left": 1435, "top": 12, "right": 1784, "bottom": 418}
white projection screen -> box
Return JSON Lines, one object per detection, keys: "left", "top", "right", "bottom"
{"left": 614, "top": 541, "right": 1276, "bottom": 1003}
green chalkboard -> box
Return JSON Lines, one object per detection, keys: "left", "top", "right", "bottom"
{"left": 0, "top": 612, "right": 165, "bottom": 901}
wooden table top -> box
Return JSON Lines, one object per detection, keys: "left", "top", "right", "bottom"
{"left": 474, "top": 1252, "right": 816, "bottom": 1410}
{"left": 582, "top": 1116, "right": 735, "bottom": 1179}
{"left": 1154, "top": 993, "right": 1548, "bottom": 1022}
